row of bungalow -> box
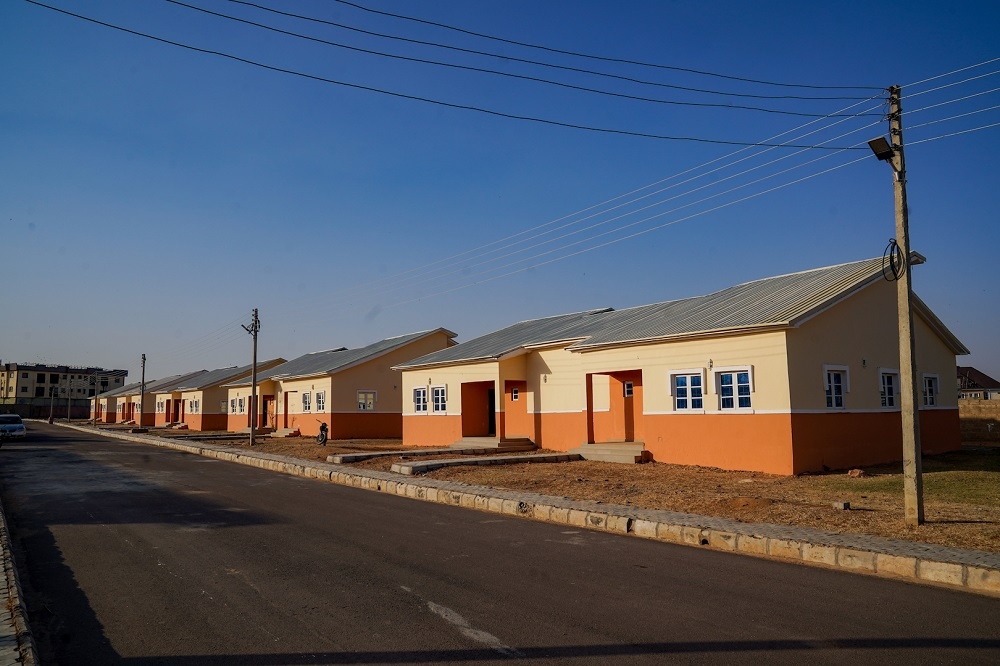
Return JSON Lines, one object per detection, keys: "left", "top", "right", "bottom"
{"left": 93, "top": 255, "right": 969, "bottom": 475}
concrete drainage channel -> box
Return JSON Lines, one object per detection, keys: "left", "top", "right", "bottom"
{"left": 58, "top": 423, "right": 1000, "bottom": 596}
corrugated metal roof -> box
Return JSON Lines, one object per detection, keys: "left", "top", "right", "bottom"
{"left": 226, "top": 330, "right": 452, "bottom": 386}
{"left": 398, "top": 256, "right": 967, "bottom": 368}
{"left": 171, "top": 360, "right": 282, "bottom": 391}
{"left": 394, "top": 309, "right": 612, "bottom": 369}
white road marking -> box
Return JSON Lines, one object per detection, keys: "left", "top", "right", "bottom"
{"left": 426, "top": 601, "right": 524, "bottom": 658}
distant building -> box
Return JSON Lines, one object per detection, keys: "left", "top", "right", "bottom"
{"left": 957, "top": 366, "right": 1000, "bottom": 400}
{"left": 1, "top": 362, "right": 128, "bottom": 418}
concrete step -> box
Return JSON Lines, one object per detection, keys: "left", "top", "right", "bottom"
{"left": 567, "top": 442, "right": 649, "bottom": 464}
{"left": 450, "top": 436, "right": 536, "bottom": 450}
{"left": 391, "top": 452, "right": 582, "bottom": 475}
{"left": 269, "top": 428, "right": 300, "bottom": 438}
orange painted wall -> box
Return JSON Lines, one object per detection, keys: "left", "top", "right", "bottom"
{"left": 643, "top": 413, "right": 795, "bottom": 474}
{"left": 461, "top": 381, "right": 494, "bottom": 437}
{"left": 402, "top": 414, "right": 463, "bottom": 447}
{"left": 534, "top": 411, "right": 589, "bottom": 451}
{"left": 185, "top": 414, "right": 204, "bottom": 431}
{"left": 590, "top": 371, "right": 643, "bottom": 443}
{"left": 790, "top": 409, "right": 961, "bottom": 474}
{"left": 186, "top": 414, "right": 228, "bottom": 431}
{"left": 226, "top": 413, "right": 249, "bottom": 432}
{"left": 503, "top": 381, "right": 532, "bottom": 439}
{"left": 283, "top": 412, "right": 402, "bottom": 438}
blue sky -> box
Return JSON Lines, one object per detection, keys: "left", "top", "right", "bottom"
{"left": 2, "top": 0, "right": 999, "bottom": 383}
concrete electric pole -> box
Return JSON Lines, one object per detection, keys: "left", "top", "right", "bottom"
{"left": 870, "top": 85, "right": 924, "bottom": 526}
{"left": 242, "top": 309, "right": 260, "bottom": 447}
{"left": 140, "top": 353, "right": 146, "bottom": 427}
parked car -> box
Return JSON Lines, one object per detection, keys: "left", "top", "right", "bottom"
{"left": 0, "top": 414, "right": 27, "bottom": 443}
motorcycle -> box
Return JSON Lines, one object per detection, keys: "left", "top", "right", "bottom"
{"left": 316, "top": 420, "right": 328, "bottom": 445}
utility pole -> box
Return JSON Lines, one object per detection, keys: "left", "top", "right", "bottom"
{"left": 140, "top": 353, "right": 146, "bottom": 427}
{"left": 871, "top": 85, "right": 925, "bottom": 526}
{"left": 242, "top": 309, "right": 260, "bottom": 447}
{"left": 48, "top": 383, "right": 56, "bottom": 423}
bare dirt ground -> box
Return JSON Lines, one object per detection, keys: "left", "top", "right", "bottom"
{"left": 177, "top": 431, "right": 1000, "bottom": 553}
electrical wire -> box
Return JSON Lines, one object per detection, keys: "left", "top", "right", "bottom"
{"left": 164, "top": 0, "right": 876, "bottom": 118}
{"left": 907, "top": 104, "right": 1000, "bottom": 131}
{"left": 307, "top": 103, "right": 886, "bottom": 310}
{"left": 379, "top": 154, "right": 874, "bottom": 309}
{"left": 905, "top": 68, "right": 1000, "bottom": 100}
{"left": 904, "top": 56, "right": 1000, "bottom": 89}
{"left": 882, "top": 239, "right": 905, "bottom": 282}
{"left": 908, "top": 121, "right": 1000, "bottom": 145}
{"left": 310, "top": 97, "right": 885, "bottom": 308}
{"left": 327, "top": 0, "right": 883, "bottom": 91}
{"left": 906, "top": 87, "right": 1000, "bottom": 118}
{"left": 222, "top": 0, "right": 875, "bottom": 101}
{"left": 24, "top": 0, "right": 869, "bottom": 148}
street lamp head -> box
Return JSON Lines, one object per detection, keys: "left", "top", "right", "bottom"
{"left": 868, "top": 136, "right": 895, "bottom": 162}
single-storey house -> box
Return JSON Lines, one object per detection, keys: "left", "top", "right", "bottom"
{"left": 224, "top": 329, "right": 456, "bottom": 438}
{"left": 395, "top": 255, "right": 968, "bottom": 475}
{"left": 171, "top": 359, "right": 284, "bottom": 431}
{"left": 92, "top": 381, "right": 143, "bottom": 423}
{"left": 957, "top": 366, "right": 1000, "bottom": 400}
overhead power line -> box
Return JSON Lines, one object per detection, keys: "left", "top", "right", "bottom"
{"left": 166, "top": 0, "right": 876, "bottom": 118}
{"left": 327, "top": 0, "right": 883, "bottom": 91}
{"left": 25, "top": 0, "right": 869, "bottom": 148}
{"left": 223, "top": 0, "right": 874, "bottom": 101}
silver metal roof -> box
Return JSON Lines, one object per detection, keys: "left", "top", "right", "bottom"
{"left": 398, "top": 256, "right": 967, "bottom": 368}
{"left": 226, "top": 329, "right": 454, "bottom": 386}
{"left": 171, "top": 360, "right": 282, "bottom": 391}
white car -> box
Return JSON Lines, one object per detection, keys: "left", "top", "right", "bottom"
{"left": 0, "top": 414, "right": 27, "bottom": 443}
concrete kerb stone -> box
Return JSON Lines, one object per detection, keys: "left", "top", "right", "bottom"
{"left": 0, "top": 497, "right": 39, "bottom": 666}
{"left": 53, "top": 422, "right": 1000, "bottom": 598}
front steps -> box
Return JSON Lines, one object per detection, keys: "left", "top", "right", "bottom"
{"left": 269, "top": 428, "right": 300, "bottom": 438}
{"left": 568, "top": 442, "right": 650, "bottom": 464}
{"left": 450, "top": 436, "right": 536, "bottom": 453}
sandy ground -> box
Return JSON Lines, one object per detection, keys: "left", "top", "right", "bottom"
{"left": 155, "top": 431, "right": 999, "bottom": 554}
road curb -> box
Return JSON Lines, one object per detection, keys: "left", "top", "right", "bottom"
{"left": 0, "top": 496, "right": 40, "bottom": 666}
{"left": 61, "top": 423, "right": 1000, "bottom": 597}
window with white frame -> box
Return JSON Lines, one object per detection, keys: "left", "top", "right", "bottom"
{"left": 302, "top": 392, "right": 311, "bottom": 412}
{"left": 432, "top": 386, "right": 447, "bottom": 413}
{"left": 623, "top": 381, "right": 634, "bottom": 398}
{"left": 238, "top": 397, "right": 246, "bottom": 414}
{"left": 717, "top": 369, "right": 752, "bottom": 409}
{"left": 923, "top": 375, "right": 938, "bottom": 407}
{"left": 414, "top": 387, "right": 428, "bottom": 412}
{"left": 880, "top": 370, "right": 899, "bottom": 408}
{"left": 357, "top": 391, "right": 375, "bottom": 411}
{"left": 673, "top": 373, "right": 704, "bottom": 410}
{"left": 316, "top": 391, "right": 326, "bottom": 412}
{"left": 824, "top": 366, "right": 848, "bottom": 408}
{"left": 511, "top": 387, "right": 519, "bottom": 401}
{"left": 230, "top": 398, "right": 237, "bottom": 414}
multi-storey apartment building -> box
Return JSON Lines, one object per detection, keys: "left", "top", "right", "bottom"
{"left": 1, "top": 362, "right": 128, "bottom": 417}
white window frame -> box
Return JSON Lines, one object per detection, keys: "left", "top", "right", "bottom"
{"left": 623, "top": 381, "right": 634, "bottom": 398}
{"left": 879, "top": 368, "right": 899, "bottom": 409}
{"left": 511, "top": 387, "right": 519, "bottom": 402}
{"left": 302, "top": 392, "right": 311, "bottom": 413}
{"left": 357, "top": 390, "right": 376, "bottom": 411}
{"left": 669, "top": 369, "right": 706, "bottom": 411}
{"left": 238, "top": 397, "right": 246, "bottom": 414}
{"left": 315, "top": 391, "right": 326, "bottom": 412}
{"left": 432, "top": 386, "right": 447, "bottom": 413}
{"left": 230, "top": 398, "right": 237, "bottom": 414}
{"left": 713, "top": 365, "right": 754, "bottom": 411}
{"left": 922, "top": 373, "right": 939, "bottom": 407}
{"left": 823, "top": 364, "right": 849, "bottom": 409}
{"left": 413, "top": 387, "right": 428, "bottom": 413}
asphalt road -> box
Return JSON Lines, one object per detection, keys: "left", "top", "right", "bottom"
{"left": 1, "top": 422, "right": 999, "bottom": 665}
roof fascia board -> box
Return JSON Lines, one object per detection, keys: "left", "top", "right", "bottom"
{"left": 570, "top": 323, "right": 791, "bottom": 353}
{"left": 522, "top": 337, "right": 589, "bottom": 351}
{"left": 393, "top": 356, "right": 499, "bottom": 372}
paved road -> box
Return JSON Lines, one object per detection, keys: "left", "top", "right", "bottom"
{"left": 2, "top": 423, "right": 999, "bottom": 665}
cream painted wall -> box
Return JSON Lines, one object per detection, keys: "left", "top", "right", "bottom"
{"left": 226, "top": 379, "right": 276, "bottom": 417}
{"left": 401, "top": 362, "right": 498, "bottom": 416}
{"left": 786, "top": 279, "right": 959, "bottom": 411}
{"left": 278, "top": 376, "right": 333, "bottom": 415}
{"left": 576, "top": 331, "right": 791, "bottom": 414}
{"left": 528, "top": 347, "right": 586, "bottom": 413}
